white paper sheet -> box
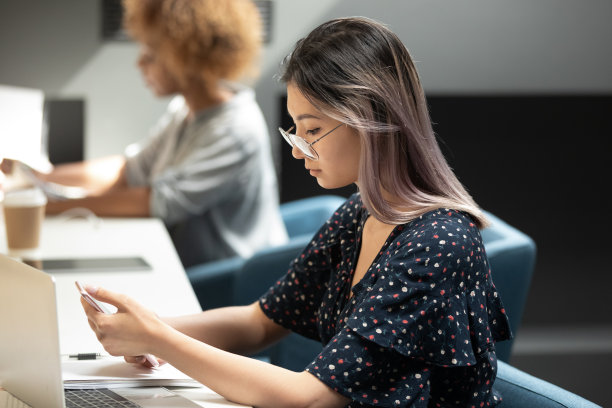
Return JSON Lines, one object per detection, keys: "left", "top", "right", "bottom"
{"left": 62, "top": 357, "right": 201, "bottom": 389}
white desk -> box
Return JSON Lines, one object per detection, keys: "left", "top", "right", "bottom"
{"left": 34, "top": 216, "right": 201, "bottom": 356}
{"left": 0, "top": 213, "right": 247, "bottom": 408}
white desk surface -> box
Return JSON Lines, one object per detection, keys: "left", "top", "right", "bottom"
{"left": 33, "top": 216, "right": 201, "bottom": 356}
{"left": 0, "top": 213, "right": 248, "bottom": 408}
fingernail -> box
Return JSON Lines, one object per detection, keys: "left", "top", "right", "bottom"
{"left": 85, "top": 284, "right": 99, "bottom": 295}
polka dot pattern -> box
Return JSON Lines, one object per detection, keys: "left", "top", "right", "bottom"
{"left": 259, "top": 193, "right": 511, "bottom": 407}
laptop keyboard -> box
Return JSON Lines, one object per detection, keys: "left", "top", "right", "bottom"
{"left": 65, "top": 389, "right": 140, "bottom": 408}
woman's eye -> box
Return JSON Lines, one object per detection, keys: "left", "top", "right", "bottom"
{"left": 305, "top": 128, "right": 321, "bottom": 136}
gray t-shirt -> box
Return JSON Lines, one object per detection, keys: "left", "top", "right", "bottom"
{"left": 124, "top": 84, "right": 287, "bottom": 267}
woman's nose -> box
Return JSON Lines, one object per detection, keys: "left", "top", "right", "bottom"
{"left": 137, "top": 55, "right": 145, "bottom": 69}
{"left": 137, "top": 50, "right": 151, "bottom": 69}
{"left": 291, "top": 145, "right": 306, "bottom": 160}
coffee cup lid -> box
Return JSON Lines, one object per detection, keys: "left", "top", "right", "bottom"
{"left": 3, "top": 188, "right": 47, "bottom": 207}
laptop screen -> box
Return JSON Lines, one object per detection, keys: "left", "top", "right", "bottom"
{"left": 0, "top": 84, "right": 52, "bottom": 173}
{"left": 0, "top": 255, "right": 65, "bottom": 408}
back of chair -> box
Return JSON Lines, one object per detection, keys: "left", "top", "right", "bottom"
{"left": 233, "top": 195, "right": 346, "bottom": 304}
{"left": 281, "top": 195, "right": 346, "bottom": 239}
{"left": 187, "top": 195, "right": 346, "bottom": 310}
{"left": 481, "top": 211, "right": 537, "bottom": 362}
{"left": 233, "top": 235, "right": 311, "bottom": 304}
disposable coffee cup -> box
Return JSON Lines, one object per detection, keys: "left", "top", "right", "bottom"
{"left": 2, "top": 188, "right": 47, "bottom": 255}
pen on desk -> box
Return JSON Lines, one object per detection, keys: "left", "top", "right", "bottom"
{"left": 68, "top": 353, "right": 102, "bottom": 360}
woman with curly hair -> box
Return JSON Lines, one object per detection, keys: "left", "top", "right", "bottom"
{"left": 80, "top": 17, "right": 511, "bottom": 407}
{"left": 13, "top": 0, "right": 287, "bottom": 267}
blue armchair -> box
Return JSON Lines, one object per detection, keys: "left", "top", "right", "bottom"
{"left": 195, "top": 205, "right": 600, "bottom": 406}
{"left": 186, "top": 195, "right": 346, "bottom": 310}
{"left": 481, "top": 210, "right": 537, "bottom": 362}
{"left": 495, "top": 361, "right": 601, "bottom": 407}
{"left": 279, "top": 194, "right": 346, "bottom": 240}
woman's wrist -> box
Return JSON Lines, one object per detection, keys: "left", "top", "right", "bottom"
{"left": 147, "top": 318, "right": 184, "bottom": 359}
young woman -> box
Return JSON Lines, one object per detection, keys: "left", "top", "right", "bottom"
{"left": 3, "top": 0, "right": 287, "bottom": 267}
{"left": 80, "top": 17, "right": 511, "bottom": 407}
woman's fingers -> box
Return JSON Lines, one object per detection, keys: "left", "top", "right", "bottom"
{"left": 0, "top": 159, "right": 15, "bottom": 174}
{"left": 85, "top": 285, "right": 128, "bottom": 310}
{"left": 78, "top": 285, "right": 162, "bottom": 360}
{"left": 124, "top": 355, "right": 146, "bottom": 365}
{"left": 80, "top": 296, "right": 100, "bottom": 321}
{"left": 124, "top": 355, "right": 165, "bottom": 368}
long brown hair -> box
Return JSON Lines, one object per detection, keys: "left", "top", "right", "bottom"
{"left": 280, "top": 17, "right": 488, "bottom": 228}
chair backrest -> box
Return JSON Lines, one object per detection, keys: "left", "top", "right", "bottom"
{"left": 280, "top": 195, "right": 346, "bottom": 239}
{"left": 481, "top": 211, "right": 537, "bottom": 362}
{"left": 233, "top": 235, "right": 311, "bottom": 305}
{"left": 187, "top": 195, "right": 345, "bottom": 310}
{"left": 233, "top": 194, "right": 346, "bottom": 305}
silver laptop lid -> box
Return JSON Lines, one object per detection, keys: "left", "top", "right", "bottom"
{"left": 0, "top": 254, "right": 65, "bottom": 408}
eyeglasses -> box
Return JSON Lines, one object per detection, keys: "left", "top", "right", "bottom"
{"left": 278, "top": 123, "right": 343, "bottom": 160}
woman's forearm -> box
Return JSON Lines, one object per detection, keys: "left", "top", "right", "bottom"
{"left": 158, "top": 304, "right": 347, "bottom": 407}
{"left": 152, "top": 323, "right": 347, "bottom": 408}
{"left": 45, "top": 186, "right": 151, "bottom": 217}
{"left": 41, "top": 155, "right": 148, "bottom": 217}
{"left": 162, "top": 303, "right": 289, "bottom": 356}
{"left": 41, "top": 155, "right": 127, "bottom": 193}
{"left": 81, "top": 284, "right": 346, "bottom": 407}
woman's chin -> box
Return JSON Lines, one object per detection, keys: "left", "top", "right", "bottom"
{"left": 316, "top": 178, "right": 351, "bottom": 190}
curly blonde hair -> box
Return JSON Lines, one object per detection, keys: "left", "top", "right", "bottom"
{"left": 123, "top": 0, "right": 262, "bottom": 87}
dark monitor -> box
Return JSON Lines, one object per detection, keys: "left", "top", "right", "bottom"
{"left": 43, "top": 98, "right": 85, "bottom": 165}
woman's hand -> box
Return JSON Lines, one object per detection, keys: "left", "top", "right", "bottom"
{"left": 0, "top": 158, "right": 16, "bottom": 175}
{"left": 123, "top": 354, "right": 166, "bottom": 368}
{"left": 79, "top": 285, "right": 167, "bottom": 367}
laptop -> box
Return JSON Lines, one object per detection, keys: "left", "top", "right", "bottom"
{"left": 0, "top": 254, "right": 202, "bottom": 408}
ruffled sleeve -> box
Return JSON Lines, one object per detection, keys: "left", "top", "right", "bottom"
{"left": 345, "top": 209, "right": 511, "bottom": 367}
{"left": 306, "top": 327, "right": 432, "bottom": 407}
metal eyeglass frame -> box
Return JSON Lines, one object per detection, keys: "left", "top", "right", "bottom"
{"left": 278, "top": 123, "right": 343, "bottom": 160}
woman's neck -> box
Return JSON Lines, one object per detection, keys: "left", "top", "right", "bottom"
{"left": 182, "top": 82, "right": 234, "bottom": 119}
{"left": 357, "top": 183, "right": 418, "bottom": 223}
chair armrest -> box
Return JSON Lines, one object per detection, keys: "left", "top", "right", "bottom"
{"left": 495, "top": 361, "right": 601, "bottom": 407}
{"left": 232, "top": 235, "right": 312, "bottom": 305}
{"left": 186, "top": 256, "right": 246, "bottom": 310}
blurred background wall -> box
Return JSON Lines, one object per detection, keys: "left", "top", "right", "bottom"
{"left": 1, "top": 0, "right": 611, "bottom": 405}
{"left": 2, "top": 0, "right": 611, "bottom": 157}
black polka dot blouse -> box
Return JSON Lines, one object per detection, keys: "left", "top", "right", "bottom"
{"left": 259, "top": 193, "right": 512, "bottom": 407}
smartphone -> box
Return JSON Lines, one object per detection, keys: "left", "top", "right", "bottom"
{"left": 75, "top": 281, "right": 112, "bottom": 314}
{"left": 74, "top": 281, "right": 159, "bottom": 368}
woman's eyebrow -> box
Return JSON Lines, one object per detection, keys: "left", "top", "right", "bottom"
{"left": 295, "top": 113, "right": 321, "bottom": 121}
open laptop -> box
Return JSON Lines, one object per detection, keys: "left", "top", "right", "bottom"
{"left": 0, "top": 254, "right": 202, "bottom": 408}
